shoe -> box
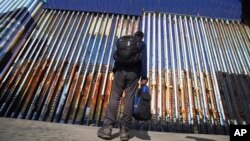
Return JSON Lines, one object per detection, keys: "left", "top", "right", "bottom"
{"left": 120, "top": 126, "right": 129, "bottom": 141}
{"left": 97, "top": 125, "right": 112, "bottom": 140}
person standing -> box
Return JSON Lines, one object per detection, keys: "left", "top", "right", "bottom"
{"left": 97, "top": 31, "right": 148, "bottom": 141}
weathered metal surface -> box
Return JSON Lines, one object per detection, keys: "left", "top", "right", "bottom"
{"left": 0, "top": 3, "right": 250, "bottom": 135}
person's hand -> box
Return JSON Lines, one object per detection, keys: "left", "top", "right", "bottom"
{"left": 141, "top": 78, "right": 148, "bottom": 85}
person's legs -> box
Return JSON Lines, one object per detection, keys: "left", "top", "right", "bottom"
{"left": 120, "top": 71, "right": 139, "bottom": 141}
{"left": 97, "top": 70, "right": 125, "bottom": 139}
{"left": 104, "top": 70, "right": 126, "bottom": 126}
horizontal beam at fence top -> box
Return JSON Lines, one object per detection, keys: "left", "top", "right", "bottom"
{"left": 143, "top": 11, "right": 240, "bottom": 22}
{"left": 43, "top": 0, "right": 242, "bottom": 19}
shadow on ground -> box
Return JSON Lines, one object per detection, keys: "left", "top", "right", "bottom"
{"left": 111, "top": 130, "right": 151, "bottom": 140}
{"left": 186, "top": 136, "right": 216, "bottom": 141}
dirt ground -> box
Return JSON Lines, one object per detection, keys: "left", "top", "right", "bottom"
{"left": 0, "top": 117, "right": 229, "bottom": 141}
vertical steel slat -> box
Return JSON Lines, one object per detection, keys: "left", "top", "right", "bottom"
{"left": 222, "top": 20, "right": 241, "bottom": 74}
{"left": 75, "top": 14, "right": 103, "bottom": 124}
{"left": 230, "top": 22, "right": 249, "bottom": 72}
{"left": 39, "top": 11, "right": 80, "bottom": 121}
{"left": 146, "top": 13, "right": 150, "bottom": 78}
{"left": 96, "top": 15, "right": 119, "bottom": 126}
{"left": 207, "top": 19, "right": 225, "bottom": 71}
{"left": 179, "top": 16, "right": 193, "bottom": 125}
{"left": 183, "top": 16, "right": 200, "bottom": 126}
{"left": 237, "top": 23, "right": 250, "bottom": 61}
{"left": 93, "top": 15, "right": 113, "bottom": 125}
{"left": 225, "top": 21, "right": 244, "bottom": 74}
{"left": 0, "top": 0, "right": 41, "bottom": 63}
{"left": 0, "top": 0, "right": 24, "bottom": 25}
{"left": 210, "top": 19, "right": 228, "bottom": 72}
{"left": 151, "top": 13, "right": 156, "bottom": 116}
{"left": 24, "top": 11, "right": 69, "bottom": 120}
{"left": 74, "top": 13, "right": 104, "bottom": 124}
{"left": 220, "top": 20, "right": 246, "bottom": 124}
{"left": 5, "top": 10, "right": 53, "bottom": 116}
{"left": 209, "top": 20, "right": 231, "bottom": 129}
{"left": 209, "top": 19, "right": 226, "bottom": 72}
{"left": 189, "top": 17, "right": 205, "bottom": 126}
{"left": 163, "top": 14, "right": 169, "bottom": 121}
{"left": 91, "top": 15, "right": 114, "bottom": 125}
{"left": 146, "top": 13, "right": 152, "bottom": 114}
{"left": 177, "top": 16, "right": 187, "bottom": 125}
{"left": 232, "top": 22, "right": 250, "bottom": 74}
{"left": 0, "top": 0, "right": 38, "bottom": 49}
{"left": 205, "top": 19, "right": 226, "bottom": 126}
{"left": 223, "top": 21, "right": 240, "bottom": 73}
{"left": 45, "top": 12, "right": 84, "bottom": 122}
{"left": 203, "top": 20, "right": 220, "bottom": 72}
{"left": 157, "top": 13, "right": 162, "bottom": 119}
{"left": 127, "top": 16, "right": 132, "bottom": 35}
{"left": 38, "top": 11, "right": 78, "bottom": 121}
{"left": 57, "top": 12, "right": 89, "bottom": 123}
{"left": 168, "top": 15, "right": 177, "bottom": 122}
{"left": 75, "top": 14, "right": 103, "bottom": 123}
{"left": 200, "top": 18, "right": 219, "bottom": 123}
{"left": 122, "top": 16, "right": 128, "bottom": 36}
{"left": 66, "top": 13, "right": 94, "bottom": 123}
{"left": 230, "top": 22, "right": 250, "bottom": 124}
{"left": 243, "top": 25, "right": 250, "bottom": 44}
{"left": 194, "top": 18, "right": 211, "bottom": 125}
{"left": 196, "top": 18, "right": 217, "bottom": 130}
{"left": 23, "top": 11, "right": 67, "bottom": 119}
{"left": 0, "top": 0, "right": 23, "bottom": 24}
{"left": 173, "top": 15, "right": 181, "bottom": 123}
{"left": 54, "top": 12, "right": 88, "bottom": 123}
{"left": 0, "top": 10, "right": 49, "bottom": 114}
{"left": 215, "top": 20, "right": 236, "bottom": 125}
{"left": 2, "top": 10, "right": 53, "bottom": 116}
{"left": 85, "top": 14, "right": 112, "bottom": 125}
{"left": 0, "top": 0, "right": 13, "bottom": 13}
{"left": 131, "top": 16, "right": 136, "bottom": 33}
{"left": 2, "top": 0, "right": 23, "bottom": 13}
{"left": 191, "top": 18, "right": 209, "bottom": 133}
{"left": 244, "top": 23, "right": 250, "bottom": 33}
{"left": 0, "top": 5, "right": 43, "bottom": 91}
{"left": 31, "top": 11, "right": 71, "bottom": 120}
{"left": 0, "top": 9, "right": 46, "bottom": 91}
{"left": 227, "top": 23, "right": 248, "bottom": 74}
{"left": 142, "top": 13, "right": 145, "bottom": 40}
{"left": 0, "top": 2, "right": 43, "bottom": 68}
{"left": 10, "top": 11, "right": 59, "bottom": 118}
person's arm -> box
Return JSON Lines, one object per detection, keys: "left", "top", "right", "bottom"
{"left": 140, "top": 42, "right": 148, "bottom": 85}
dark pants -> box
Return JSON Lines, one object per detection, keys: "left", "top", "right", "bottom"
{"left": 103, "top": 67, "right": 139, "bottom": 129}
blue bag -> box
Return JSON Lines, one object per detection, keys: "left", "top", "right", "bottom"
{"left": 133, "top": 85, "right": 152, "bottom": 121}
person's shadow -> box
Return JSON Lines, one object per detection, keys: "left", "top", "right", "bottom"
{"left": 130, "top": 130, "right": 151, "bottom": 140}
{"left": 185, "top": 136, "right": 216, "bottom": 141}
{"left": 111, "top": 129, "right": 151, "bottom": 140}
{"left": 111, "top": 132, "right": 120, "bottom": 139}
{"left": 110, "top": 122, "right": 151, "bottom": 140}
{"left": 111, "top": 130, "right": 151, "bottom": 140}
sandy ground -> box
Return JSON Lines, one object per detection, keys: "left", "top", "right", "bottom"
{"left": 0, "top": 117, "right": 229, "bottom": 141}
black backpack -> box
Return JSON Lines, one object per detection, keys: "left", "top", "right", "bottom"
{"left": 133, "top": 85, "right": 152, "bottom": 121}
{"left": 114, "top": 35, "right": 141, "bottom": 65}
